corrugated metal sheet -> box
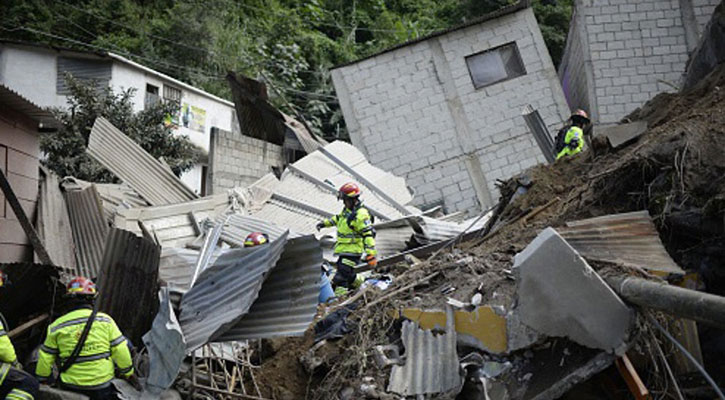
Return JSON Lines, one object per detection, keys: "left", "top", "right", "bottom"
{"left": 114, "top": 194, "right": 229, "bottom": 248}
{"left": 36, "top": 168, "right": 77, "bottom": 271}
{"left": 62, "top": 177, "right": 149, "bottom": 223}
{"left": 252, "top": 197, "right": 325, "bottom": 234}
{"left": 0, "top": 84, "right": 57, "bottom": 126}
{"left": 65, "top": 185, "right": 108, "bottom": 278}
{"left": 219, "top": 213, "right": 302, "bottom": 248}
{"left": 179, "top": 233, "right": 289, "bottom": 351}
{"left": 87, "top": 117, "right": 198, "bottom": 206}
{"left": 159, "top": 248, "right": 214, "bottom": 290}
{"left": 292, "top": 141, "right": 414, "bottom": 213}
{"left": 388, "top": 307, "right": 461, "bottom": 396}
{"left": 215, "top": 235, "right": 322, "bottom": 340}
{"left": 97, "top": 228, "right": 160, "bottom": 345}
{"left": 143, "top": 287, "right": 186, "bottom": 396}
{"left": 283, "top": 114, "right": 326, "bottom": 154}
{"left": 56, "top": 57, "right": 112, "bottom": 94}
{"left": 558, "top": 210, "right": 685, "bottom": 275}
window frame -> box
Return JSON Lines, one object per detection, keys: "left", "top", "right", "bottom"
{"left": 465, "top": 42, "right": 527, "bottom": 90}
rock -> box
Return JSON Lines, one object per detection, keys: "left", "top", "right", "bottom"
{"left": 513, "top": 228, "right": 634, "bottom": 354}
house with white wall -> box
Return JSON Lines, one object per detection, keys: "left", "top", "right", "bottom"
{"left": 0, "top": 40, "right": 237, "bottom": 194}
{"left": 331, "top": 0, "right": 570, "bottom": 214}
{"left": 558, "top": 0, "right": 720, "bottom": 125}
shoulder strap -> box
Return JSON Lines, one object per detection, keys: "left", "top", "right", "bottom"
{"left": 59, "top": 307, "right": 99, "bottom": 373}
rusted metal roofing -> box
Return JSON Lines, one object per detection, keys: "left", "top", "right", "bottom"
{"left": 114, "top": 194, "right": 229, "bottom": 248}
{"left": 215, "top": 235, "right": 322, "bottom": 340}
{"left": 36, "top": 168, "right": 77, "bottom": 271}
{"left": 0, "top": 84, "right": 57, "bottom": 127}
{"left": 96, "top": 228, "right": 160, "bottom": 345}
{"left": 332, "top": 0, "right": 531, "bottom": 70}
{"left": 86, "top": 117, "right": 199, "bottom": 206}
{"left": 64, "top": 184, "right": 108, "bottom": 278}
{"left": 388, "top": 307, "right": 462, "bottom": 396}
{"left": 558, "top": 211, "right": 684, "bottom": 275}
{"left": 179, "top": 233, "right": 289, "bottom": 351}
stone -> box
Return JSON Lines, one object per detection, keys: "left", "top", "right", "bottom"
{"left": 513, "top": 228, "right": 633, "bottom": 354}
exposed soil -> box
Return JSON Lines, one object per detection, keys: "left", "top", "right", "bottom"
{"left": 253, "top": 64, "right": 725, "bottom": 399}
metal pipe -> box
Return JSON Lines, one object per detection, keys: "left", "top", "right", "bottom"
{"left": 606, "top": 275, "right": 725, "bottom": 328}
{"left": 317, "top": 147, "right": 412, "bottom": 216}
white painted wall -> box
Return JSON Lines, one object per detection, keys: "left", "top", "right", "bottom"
{"left": 0, "top": 45, "right": 68, "bottom": 109}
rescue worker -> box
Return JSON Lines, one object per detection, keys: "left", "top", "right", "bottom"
{"left": 555, "top": 109, "right": 590, "bottom": 160}
{"left": 0, "top": 273, "right": 39, "bottom": 400}
{"left": 36, "top": 277, "right": 138, "bottom": 400}
{"left": 315, "top": 182, "right": 377, "bottom": 290}
{"left": 244, "top": 232, "right": 269, "bottom": 247}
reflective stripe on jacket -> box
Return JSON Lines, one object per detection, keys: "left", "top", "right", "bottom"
{"left": 36, "top": 308, "right": 133, "bottom": 389}
{"left": 556, "top": 126, "right": 584, "bottom": 160}
{"left": 322, "top": 204, "right": 377, "bottom": 257}
{"left": 0, "top": 319, "right": 17, "bottom": 385}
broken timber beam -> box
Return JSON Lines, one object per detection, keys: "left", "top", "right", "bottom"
{"left": 0, "top": 168, "right": 53, "bottom": 265}
{"left": 606, "top": 275, "right": 725, "bottom": 328}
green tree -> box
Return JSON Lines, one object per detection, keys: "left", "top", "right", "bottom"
{"left": 40, "top": 74, "right": 198, "bottom": 182}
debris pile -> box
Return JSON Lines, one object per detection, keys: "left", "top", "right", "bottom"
{"left": 247, "top": 62, "right": 725, "bottom": 399}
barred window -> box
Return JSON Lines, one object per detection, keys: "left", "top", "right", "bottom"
{"left": 465, "top": 42, "right": 526, "bottom": 89}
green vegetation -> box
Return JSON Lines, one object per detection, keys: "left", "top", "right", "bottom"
{"left": 41, "top": 75, "right": 197, "bottom": 182}
{"left": 1, "top": 0, "right": 572, "bottom": 140}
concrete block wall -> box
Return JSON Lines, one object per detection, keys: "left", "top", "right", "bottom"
{"left": 561, "top": 0, "right": 721, "bottom": 124}
{"left": 208, "top": 128, "right": 283, "bottom": 194}
{"left": 558, "top": 6, "right": 592, "bottom": 114}
{"left": 333, "top": 7, "right": 570, "bottom": 213}
{"left": 694, "top": 0, "right": 721, "bottom": 31}
{"left": 0, "top": 107, "right": 39, "bottom": 262}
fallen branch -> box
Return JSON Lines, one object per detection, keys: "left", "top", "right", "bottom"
{"left": 9, "top": 314, "right": 48, "bottom": 339}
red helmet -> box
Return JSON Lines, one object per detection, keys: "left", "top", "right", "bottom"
{"left": 0, "top": 272, "right": 7, "bottom": 288}
{"left": 338, "top": 182, "right": 361, "bottom": 200}
{"left": 244, "top": 232, "right": 269, "bottom": 247}
{"left": 571, "top": 109, "right": 590, "bottom": 122}
{"left": 67, "top": 276, "right": 97, "bottom": 297}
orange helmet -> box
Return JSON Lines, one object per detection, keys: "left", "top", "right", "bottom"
{"left": 67, "top": 276, "right": 97, "bottom": 297}
{"left": 338, "top": 182, "right": 361, "bottom": 200}
{"left": 244, "top": 232, "right": 269, "bottom": 247}
{"left": 571, "top": 109, "right": 590, "bottom": 122}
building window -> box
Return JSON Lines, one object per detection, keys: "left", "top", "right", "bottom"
{"left": 465, "top": 42, "right": 526, "bottom": 89}
{"left": 163, "top": 85, "right": 182, "bottom": 126}
{"left": 56, "top": 57, "right": 112, "bottom": 95}
{"left": 145, "top": 84, "right": 160, "bottom": 109}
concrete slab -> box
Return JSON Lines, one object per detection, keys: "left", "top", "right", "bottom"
{"left": 593, "top": 121, "right": 647, "bottom": 148}
{"left": 513, "top": 228, "right": 633, "bottom": 354}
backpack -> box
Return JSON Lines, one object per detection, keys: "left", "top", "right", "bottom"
{"left": 554, "top": 125, "right": 570, "bottom": 154}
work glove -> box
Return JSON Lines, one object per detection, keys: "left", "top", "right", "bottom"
{"left": 365, "top": 255, "right": 378, "bottom": 268}
{"left": 126, "top": 374, "right": 143, "bottom": 391}
{"left": 315, "top": 222, "right": 325, "bottom": 231}
{"left": 568, "top": 138, "right": 580, "bottom": 149}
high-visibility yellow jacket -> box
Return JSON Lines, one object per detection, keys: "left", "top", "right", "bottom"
{"left": 556, "top": 126, "right": 584, "bottom": 160}
{"left": 36, "top": 308, "right": 133, "bottom": 390}
{"left": 322, "top": 204, "right": 377, "bottom": 257}
{"left": 0, "top": 319, "right": 18, "bottom": 385}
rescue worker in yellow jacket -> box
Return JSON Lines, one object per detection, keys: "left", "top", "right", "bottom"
{"left": 316, "top": 182, "right": 377, "bottom": 289}
{"left": 36, "top": 277, "right": 137, "bottom": 400}
{"left": 555, "top": 109, "right": 590, "bottom": 160}
{"left": 0, "top": 273, "right": 39, "bottom": 400}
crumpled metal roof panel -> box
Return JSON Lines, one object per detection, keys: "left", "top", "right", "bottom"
{"left": 87, "top": 117, "right": 198, "bottom": 206}
{"left": 558, "top": 210, "right": 684, "bottom": 275}
{"left": 36, "top": 168, "right": 77, "bottom": 272}
{"left": 64, "top": 185, "right": 108, "bottom": 278}
{"left": 388, "top": 308, "right": 462, "bottom": 396}
{"left": 216, "top": 234, "right": 322, "bottom": 340}
{"left": 178, "top": 232, "right": 289, "bottom": 351}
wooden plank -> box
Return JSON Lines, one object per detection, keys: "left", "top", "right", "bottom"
{"left": 615, "top": 354, "right": 652, "bottom": 400}
{"left": 0, "top": 167, "right": 52, "bottom": 264}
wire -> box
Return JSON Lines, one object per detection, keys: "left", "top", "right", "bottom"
{"left": 647, "top": 314, "right": 725, "bottom": 400}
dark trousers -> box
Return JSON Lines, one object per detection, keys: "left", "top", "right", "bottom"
{"left": 331, "top": 255, "right": 359, "bottom": 289}
{"left": 60, "top": 383, "right": 118, "bottom": 400}
{"left": 0, "top": 368, "right": 39, "bottom": 399}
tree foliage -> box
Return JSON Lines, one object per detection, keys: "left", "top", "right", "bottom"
{"left": 1, "top": 0, "right": 572, "bottom": 141}
{"left": 40, "top": 75, "right": 198, "bottom": 182}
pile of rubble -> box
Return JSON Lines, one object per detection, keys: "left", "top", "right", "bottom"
{"left": 247, "top": 63, "right": 725, "bottom": 399}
